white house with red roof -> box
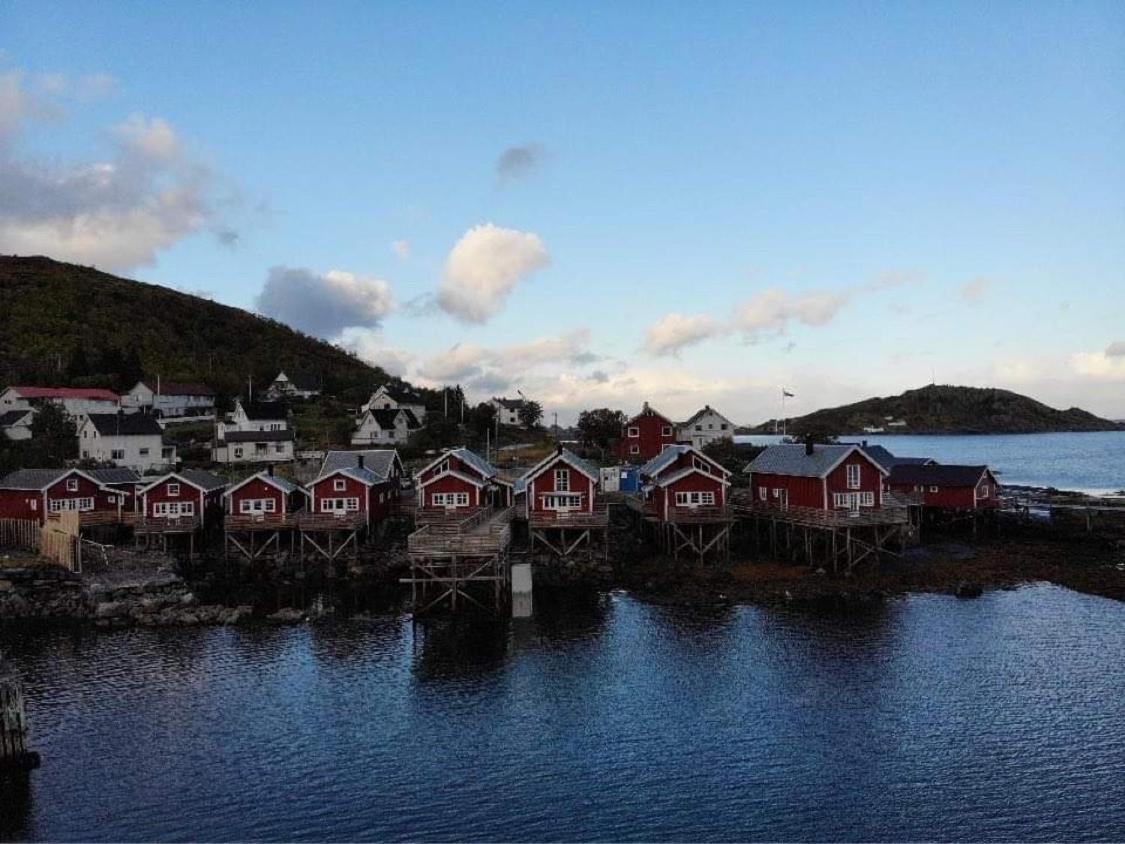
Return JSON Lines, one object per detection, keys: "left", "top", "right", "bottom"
{"left": 0, "top": 386, "right": 120, "bottom": 417}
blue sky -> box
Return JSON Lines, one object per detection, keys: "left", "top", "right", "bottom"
{"left": 3, "top": 2, "right": 1123, "bottom": 423}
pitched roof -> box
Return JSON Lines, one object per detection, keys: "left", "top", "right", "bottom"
{"left": 275, "top": 370, "right": 322, "bottom": 391}
{"left": 492, "top": 396, "right": 525, "bottom": 410}
{"left": 888, "top": 464, "right": 992, "bottom": 487}
{"left": 0, "top": 410, "right": 33, "bottom": 427}
{"left": 679, "top": 405, "right": 733, "bottom": 428}
{"left": 318, "top": 449, "right": 402, "bottom": 481}
{"left": 137, "top": 381, "right": 215, "bottom": 397}
{"left": 219, "top": 430, "right": 295, "bottom": 443}
{"left": 368, "top": 408, "right": 406, "bottom": 429}
{"left": 414, "top": 447, "right": 500, "bottom": 482}
{"left": 521, "top": 447, "right": 600, "bottom": 485}
{"left": 746, "top": 443, "right": 888, "bottom": 478}
{"left": 141, "top": 469, "right": 227, "bottom": 494}
{"left": 626, "top": 401, "right": 673, "bottom": 426}
{"left": 400, "top": 408, "right": 421, "bottom": 428}
{"left": 853, "top": 444, "right": 897, "bottom": 473}
{"left": 374, "top": 385, "right": 424, "bottom": 404}
{"left": 239, "top": 400, "right": 289, "bottom": 420}
{"left": 83, "top": 413, "right": 164, "bottom": 437}
{"left": 7, "top": 386, "right": 119, "bottom": 401}
{"left": 225, "top": 470, "right": 302, "bottom": 497}
{"left": 0, "top": 467, "right": 139, "bottom": 491}
{"left": 640, "top": 444, "right": 730, "bottom": 480}
{"left": 650, "top": 465, "right": 731, "bottom": 489}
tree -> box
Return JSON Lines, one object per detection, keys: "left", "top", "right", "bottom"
{"left": 466, "top": 402, "right": 497, "bottom": 439}
{"left": 518, "top": 400, "right": 543, "bottom": 430}
{"left": 29, "top": 403, "right": 78, "bottom": 465}
{"left": 65, "top": 345, "right": 90, "bottom": 383}
{"left": 577, "top": 408, "right": 626, "bottom": 453}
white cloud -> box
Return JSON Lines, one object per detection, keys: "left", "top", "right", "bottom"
{"left": 0, "top": 67, "right": 228, "bottom": 269}
{"left": 255, "top": 266, "right": 394, "bottom": 338}
{"left": 644, "top": 313, "right": 724, "bottom": 356}
{"left": 413, "top": 329, "right": 597, "bottom": 392}
{"left": 438, "top": 223, "right": 549, "bottom": 323}
{"left": 733, "top": 288, "right": 849, "bottom": 338}
{"left": 416, "top": 343, "right": 491, "bottom": 382}
{"left": 336, "top": 328, "right": 414, "bottom": 377}
{"left": 391, "top": 239, "right": 411, "bottom": 261}
{"left": 1069, "top": 350, "right": 1125, "bottom": 380}
{"left": 1105, "top": 341, "right": 1125, "bottom": 357}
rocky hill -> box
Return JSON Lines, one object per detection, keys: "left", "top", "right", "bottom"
{"left": 752, "top": 385, "right": 1121, "bottom": 435}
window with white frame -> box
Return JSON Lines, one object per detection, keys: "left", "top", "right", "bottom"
{"left": 168, "top": 483, "right": 180, "bottom": 497}
{"left": 432, "top": 492, "right": 470, "bottom": 507}
{"left": 111, "top": 449, "right": 125, "bottom": 461}
{"left": 154, "top": 501, "right": 194, "bottom": 517}
{"left": 543, "top": 493, "right": 581, "bottom": 510}
{"left": 759, "top": 486, "right": 767, "bottom": 501}
{"left": 629, "top": 444, "right": 640, "bottom": 455}
{"left": 66, "top": 478, "right": 79, "bottom": 492}
{"left": 320, "top": 497, "right": 359, "bottom": 512}
{"left": 49, "top": 497, "right": 94, "bottom": 512}
{"left": 929, "top": 485, "right": 939, "bottom": 493}
{"left": 846, "top": 464, "right": 861, "bottom": 489}
{"left": 675, "top": 491, "right": 715, "bottom": 507}
{"left": 554, "top": 468, "right": 569, "bottom": 492}
{"left": 240, "top": 498, "right": 277, "bottom": 514}
{"left": 334, "top": 478, "right": 346, "bottom": 491}
{"left": 438, "top": 459, "right": 450, "bottom": 474}
{"left": 978, "top": 483, "right": 990, "bottom": 498}
{"left": 661, "top": 426, "right": 673, "bottom": 437}
{"left": 139, "top": 447, "right": 149, "bottom": 456}
{"left": 234, "top": 448, "right": 244, "bottom": 459}
{"left": 861, "top": 492, "right": 875, "bottom": 506}
{"left": 627, "top": 426, "right": 639, "bottom": 438}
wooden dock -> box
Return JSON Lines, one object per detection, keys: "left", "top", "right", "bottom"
{"left": 403, "top": 507, "right": 514, "bottom": 614}
{"left": 624, "top": 497, "right": 733, "bottom": 563}
{"left": 527, "top": 504, "right": 610, "bottom": 561}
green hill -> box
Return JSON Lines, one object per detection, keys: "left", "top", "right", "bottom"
{"left": 752, "top": 384, "right": 1122, "bottom": 435}
{"left": 0, "top": 255, "right": 429, "bottom": 408}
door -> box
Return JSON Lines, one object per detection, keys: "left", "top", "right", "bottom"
{"left": 779, "top": 489, "right": 789, "bottom": 511}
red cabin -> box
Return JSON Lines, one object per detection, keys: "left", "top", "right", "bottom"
{"left": 518, "top": 448, "right": 600, "bottom": 517}
{"left": 617, "top": 403, "right": 679, "bottom": 463}
{"left": 139, "top": 470, "right": 227, "bottom": 527}
{"left": 746, "top": 443, "right": 888, "bottom": 512}
{"left": 414, "top": 448, "right": 512, "bottom": 513}
{"left": 225, "top": 469, "right": 307, "bottom": 517}
{"left": 887, "top": 464, "right": 1000, "bottom": 510}
{"left": 307, "top": 464, "right": 396, "bottom": 528}
{"left": 0, "top": 468, "right": 139, "bottom": 523}
{"left": 638, "top": 444, "right": 731, "bottom": 521}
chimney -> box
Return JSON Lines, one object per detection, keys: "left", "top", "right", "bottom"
{"left": 805, "top": 436, "right": 815, "bottom": 456}
{"left": 862, "top": 439, "right": 868, "bottom": 447}
{"left": 357, "top": 454, "right": 365, "bottom": 469}
{"left": 267, "top": 464, "right": 274, "bottom": 477}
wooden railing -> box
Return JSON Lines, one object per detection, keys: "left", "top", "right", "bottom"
{"left": 295, "top": 512, "right": 366, "bottom": 531}
{"left": 528, "top": 503, "right": 609, "bottom": 528}
{"left": 408, "top": 507, "right": 513, "bottom": 557}
{"left": 131, "top": 514, "right": 202, "bottom": 534}
{"left": 731, "top": 502, "right": 910, "bottom": 528}
{"left": 225, "top": 513, "right": 301, "bottom": 531}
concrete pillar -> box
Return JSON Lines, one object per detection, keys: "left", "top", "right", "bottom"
{"left": 511, "top": 562, "right": 533, "bottom": 618}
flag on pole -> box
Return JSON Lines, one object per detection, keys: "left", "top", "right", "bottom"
{"left": 782, "top": 389, "right": 795, "bottom": 398}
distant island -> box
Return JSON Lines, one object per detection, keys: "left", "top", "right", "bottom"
{"left": 748, "top": 385, "right": 1123, "bottom": 436}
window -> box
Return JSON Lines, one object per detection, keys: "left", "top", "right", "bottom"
{"left": 629, "top": 444, "right": 640, "bottom": 455}
{"left": 773, "top": 488, "right": 781, "bottom": 499}
{"left": 334, "top": 479, "right": 346, "bottom": 491}
{"left": 554, "top": 468, "right": 570, "bottom": 492}
{"left": 234, "top": 448, "right": 244, "bottom": 459}
{"left": 275, "top": 444, "right": 286, "bottom": 453}
{"left": 978, "top": 484, "right": 990, "bottom": 498}
{"left": 438, "top": 459, "right": 450, "bottom": 474}
{"left": 111, "top": 449, "right": 125, "bottom": 461}
{"left": 240, "top": 498, "right": 277, "bottom": 514}
{"left": 139, "top": 447, "right": 149, "bottom": 456}
{"left": 627, "top": 426, "right": 639, "bottom": 438}
{"left": 675, "top": 491, "right": 715, "bottom": 507}
{"left": 695, "top": 425, "right": 702, "bottom": 432}
{"left": 320, "top": 497, "right": 359, "bottom": 513}
{"left": 66, "top": 478, "right": 79, "bottom": 492}
{"left": 432, "top": 492, "right": 470, "bottom": 507}
{"left": 929, "top": 485, "right": 939, "bottom": 493}
{"left": 543, "top": 493, "right": 581, "bottom": 511}
{"left": 154, "top": 501, "right": 194, "bottom": 517}
{"left": 49, "top": 497, "right": 94, "bottom": 512}
{"left": 846, "top": 464, "right": 861, "bottom": 489}
{"left": 661, "top": 426, "right": 673, "bottom": 437}
{"left": 255, "top": 443, "right": 268, "bottom": 454}
{"left": 861, "top": 492, "right": 875, "bottom": 506}
{"left": 693, "top": 456, "right": 710, "bottom": 473}
{"left": 759, "top": 486, "right": 767, "bottom": 501}
{"left": 168, "top": 483, "right": 180, "bottom": 497}
{"left": 720, "top": 424, "right": 728, "bottom": 430}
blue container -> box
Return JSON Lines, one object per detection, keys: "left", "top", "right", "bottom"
{"left": 618, "top": 467, "right": 641, "bottom": 493}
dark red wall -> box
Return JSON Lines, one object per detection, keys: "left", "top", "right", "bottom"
{"left": 419, "top": 474, "right": 480, "bottom": 510}
{"left": 617, "top": 411, "right": 677, "bottom": 462}
{"left": 229, "top": 477, "right": 291, "bottom": 514}
{"left": 749, "top": 472, "right": 825, "bottom": 509}
{"left": 526, "top": 459, "right": 596, "bottom": 513}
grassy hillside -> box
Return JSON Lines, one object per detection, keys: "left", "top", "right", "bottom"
{"left": 0, "top": 255, "right": 427, "bottom": 407}
{"left": 753, "top": 385, "right": 1122, "bottom": 435}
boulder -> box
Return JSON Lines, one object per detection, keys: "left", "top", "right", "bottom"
{"left": 266, "top": 607, "right": 305, "bottom": 624}
{"left": 955, "top": 581, "right": 983, "bottom": 599}
{"left": 94, "top": 600, "right": 127, "bottom": 619}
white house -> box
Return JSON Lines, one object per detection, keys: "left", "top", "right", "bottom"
{"left": 677, "top": 405, "right": 735, "bottom": 449}
{"left": 213, "top": 399, "right": 295, "bottom": 464}
{"left": 0, "top": 409, "right": 35, "bottom": 441}
{"left": 351, "top": 408, "right": 421, "bottom": 446}
{"left": 491, "top": 396, "right": 526, "bottom": 427}
{"left": 0, "top": 386, "right": 121, "bottom": 418}
{"left": 361, "top": 385, "right": 427, "bottom": 422}
{"left": 78, "top": 412, "right": 176, "bottom": 473}
{"left": 265, "top": 371, "right": 321, "bottom": 401}
{"left": 121, "top": 380, "right": 216, "bottom": 418}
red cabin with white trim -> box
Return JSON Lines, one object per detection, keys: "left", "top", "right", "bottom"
{"left": 225, "top": 470, "right": 306, "bottom": 517}
{"left": 639, "top": 444, "right": 731, "bottom": 522}
{"left": 139, "top": 470, "right": 227, "bottom": 527}
{"left": 307, "top": 467, "right": 395, "bottom": 527}
{"left": 414, "top": 448, "right": 512, "bottom": 513}
{"left": 0, "top": 468, "right": 134, "bottom": 524}
{"left": 746, "top": 443, "right": 888, "bottom": 512}
{"left": 886, "top": 464, "right": 1000, "bottom": 510}
{"left": 519, "top": 448, "right": 600, "bottom": 517}
{"left": 616, "top": 402, "right": 679, "bottom": 463}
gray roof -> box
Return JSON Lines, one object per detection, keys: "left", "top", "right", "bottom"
{"left": 318, "top": 449, "right": 401, "bottom": 481}
{"left": 220, "top": 430, "right": 295, "bottom": 443}
{"left": 0, "top": 410, "right": 32, "bottom": 427}
{"left": 240, "top": 400, "right": 289, "bottom": 420}
{"left": 338, "top": 466, "right": 383, "bottom": 486}
{"left": 521, "top": 448, "right": 599, "bottom": 485}
{"left": 84, "top": 412, "right": 164, "bottom": 437}
{"left": 679, "top": 405, "right": 731, "bottom": 428}
{"left": 746, "top": 443, "right": 878, "bottom": 478}
{"left": 493, "top": 397, "right": 525, "bottom": 410}
{"left": 839, "top": 442, "right": 934, "bottom": 472}
{"left": 176, "top": 469, "right": 227, "bottom": 492}
{"left": 892, "top": 456, "right": 935, "bottom": 466}
{"left": 0, "top": 467, "right": 141, "bottom": 491}
{"left": 449, "top": 447, "right": 500, "bottom": 480}
{"left": 639, "top": 444, "right": 692, "bottom": 478}
{"left": 888, "top": 464, "right": 991, "bottom": 487}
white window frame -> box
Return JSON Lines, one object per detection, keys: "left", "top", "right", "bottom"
{"left": 846, "top": 464, "right": 861, "bottom": 489}
{"left": 554, "top": 468, "right": 570, "bottom": 492}
{"left": 49, "top": 497, "right": 94, "bottom": 512}
{"left": 629, "top": 444, "right": 640, "bottom": 455}
{"left": 320, "top": 497, "right": 359, "bottom": 513}
{"left": 154, "top": 501, "right": 194, "bottom": 518}
{"left": 167, "top": 483, "right": 180, "bottom": 497}
{"left": 759, "top": 486, "right": 767, "bottom": 501}
{"left": 66, "top": 478, "right": 79, "bottom": 492}
{"left": 675, "top": 490, "right": 715, "bottom": 508}
{"left": 432, "top": 492, "right": 470, "bottom": 508}
{"left": 929, "top": 485, "right": 939, "bottom": 493}
{"left": 978, "top": 483, "right": 990, "bottom": 499}
{"left": 111, "top": 449, "right": 125, "bottom": 461}
{"left": 334, "top": 478, "right": 347, "bottom": 492}
{"left": 627, "top": 426, "right": 639, "bottom": 438}
{"left": 543, "top": 493, "right": 582, "bottom": 511}
{"left": 240, "top": 498, "right": 277, "bottom": 514}
{"left": 661, "top": 425, "right": 673, "bottom": 437}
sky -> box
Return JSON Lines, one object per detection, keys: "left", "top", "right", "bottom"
{"left": 2, "top": 1, "right": 1123, "bottom": 425}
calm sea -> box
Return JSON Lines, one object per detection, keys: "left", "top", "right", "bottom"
{"left": 3, "top": 586, "right": 1124, "bottom": 842}
{"left": 735, "top": 431, "right": 1125, "bottom": 494}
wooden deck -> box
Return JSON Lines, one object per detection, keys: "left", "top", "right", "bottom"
{"left": 225, "top": 513, "right": 301, "bottom": 531}
{"left": 131, "top": 514, "right": 202, "bottom": 534}
{"left": 295, "top": 512, "right": 367, "bottom": 531}
{"left": 731, "top": 502, "right": 910, "bottom": 528}
{"left": 408, "top": 506, "right": 513, "bottom": 558}
{"left": 623, "top": 496, "right": 732, "bottom": 524}
{"left": 528, "top": 504, "right": 609, "bottom": 529}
